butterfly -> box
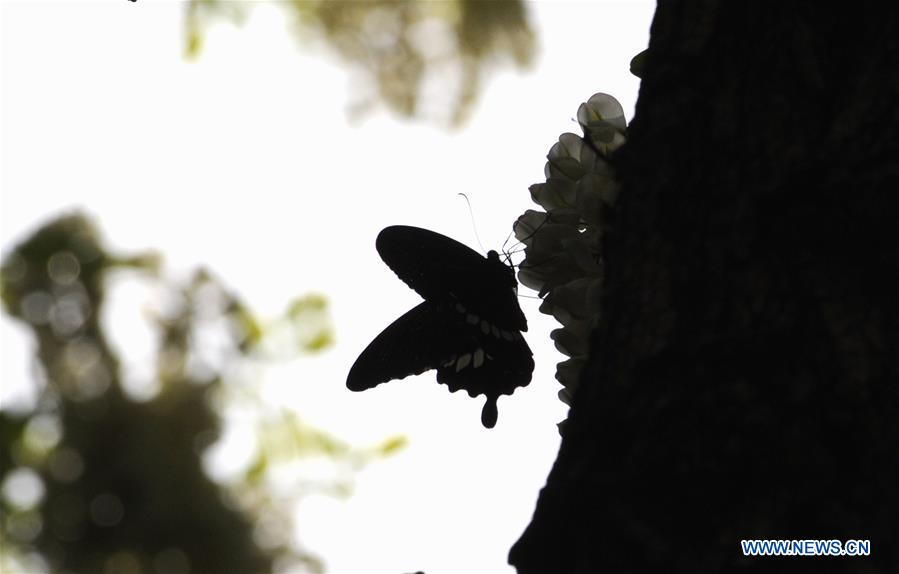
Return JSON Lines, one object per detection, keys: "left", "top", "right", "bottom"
{"left": 347, "top": 225, "right": 534, "bottom": 428}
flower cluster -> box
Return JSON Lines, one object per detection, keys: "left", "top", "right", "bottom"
{"left": 513, "top": 93, "right": 627, "bottom": 423}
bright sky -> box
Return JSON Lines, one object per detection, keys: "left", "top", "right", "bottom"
{"left": 0, "top": 1, "right": 653, "bottom": 572}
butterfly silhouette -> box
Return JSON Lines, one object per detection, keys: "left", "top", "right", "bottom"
{"left": 347, "top": 226, "right": 534, "bottom": 428}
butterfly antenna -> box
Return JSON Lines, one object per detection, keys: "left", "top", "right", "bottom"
{"left": 457, "top": 193, "right": 486, "bottom": 253}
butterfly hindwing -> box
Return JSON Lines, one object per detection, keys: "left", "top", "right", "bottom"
{"left": 347, "top": 302, "right": 466, "bottom": 391}
{"left": 347, "top": 226, "right": 534, "bottom": 428}
{"left": 435, "top": 324, "right": 534, "bottom": 428}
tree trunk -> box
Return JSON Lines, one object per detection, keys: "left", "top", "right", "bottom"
{"left": 511, "top": 2, "right": 899, "bottom": 572}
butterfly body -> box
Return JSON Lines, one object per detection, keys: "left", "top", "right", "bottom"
{"left": 347, "top": 226, "right": 533, "bottom": 428}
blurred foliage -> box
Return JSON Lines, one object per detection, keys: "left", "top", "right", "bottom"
{"left": 185, "top": 0, "right": 536, "bottom": 127}
{"left": 286, "top": 294, "right": 333, "bottom": 353}
{"left": 0, "top": 213, "right": 402, "bottom": 574}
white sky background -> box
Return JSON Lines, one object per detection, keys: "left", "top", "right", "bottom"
{"left": 0, "top": 1, "right": 654, "bottom": 572}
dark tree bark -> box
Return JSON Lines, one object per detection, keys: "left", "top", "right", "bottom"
{"left": 511, "top": 2, "right": 898, "bottom": 573}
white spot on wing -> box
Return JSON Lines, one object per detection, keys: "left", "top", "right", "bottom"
{"left": 480, "top": 320, "right": 490, "bottom": 334}
{"left": 466, "top": 313, "right": 479, "bottom": 325}
{"left": 455, "top": 353, "right": 472, "bottom": 371}
{"left": 473, "top": 348, "right": 485, "bottom": 368}
{"left": 491, "top": 325, "right": 500, "bottom": 338}
{"left": 502, "top": 330, "right": 514, "bottom": 341}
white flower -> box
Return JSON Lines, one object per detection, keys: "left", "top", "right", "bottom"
{"left": 513, "top": 91, "right": 627, "bottom": 430}
{"left": 577, "top": 93, "right": 627, "bottom": 156}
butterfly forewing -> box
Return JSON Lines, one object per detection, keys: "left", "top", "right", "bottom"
{"left": 376, "top": 226, "right": 527, "bottom": 332}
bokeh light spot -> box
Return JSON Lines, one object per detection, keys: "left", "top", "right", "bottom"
{"left": 63, "top": 338, "right": 101, "bottom": 375}
{"left": 49, "top": 292, "right": 89, "bottom": 338}
{"left": 72, "top": 362, "right": 112, "bottom": 401}
{"left": 89, "top": 492, "right": 125, "bottom": 527}
{"left": 7, "top": 510, "right": 43, "bottom": 543}
{"left": 47, "top": 251, "right": 81, "bottom": 285}
{"left": 21, "top": 291, "right": 54, "bottom": 325}
{"left": 1, "top": 467, "right": 45, "bottom": 510}
{"left": 48, "top": 447, "right": 85, "bottom": 483}
{"left": 24, "top": 414, "right": 63, "bottom": 456}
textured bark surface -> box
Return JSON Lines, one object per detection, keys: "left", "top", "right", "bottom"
{"left": 511, "top": 2, "right": 898, "bottom": 573}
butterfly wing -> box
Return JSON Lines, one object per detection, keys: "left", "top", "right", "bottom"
{"left": 435, "top": 328, "right": 534, "bottom": 428}
{"left": 376, "top": 226, "right": 527, "bottom": 332}
{"left": 347, "top": 299, "right": 534, "bottom": 428}
{"left": 347, "top": 302, "right": 457, "bottom": 391}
